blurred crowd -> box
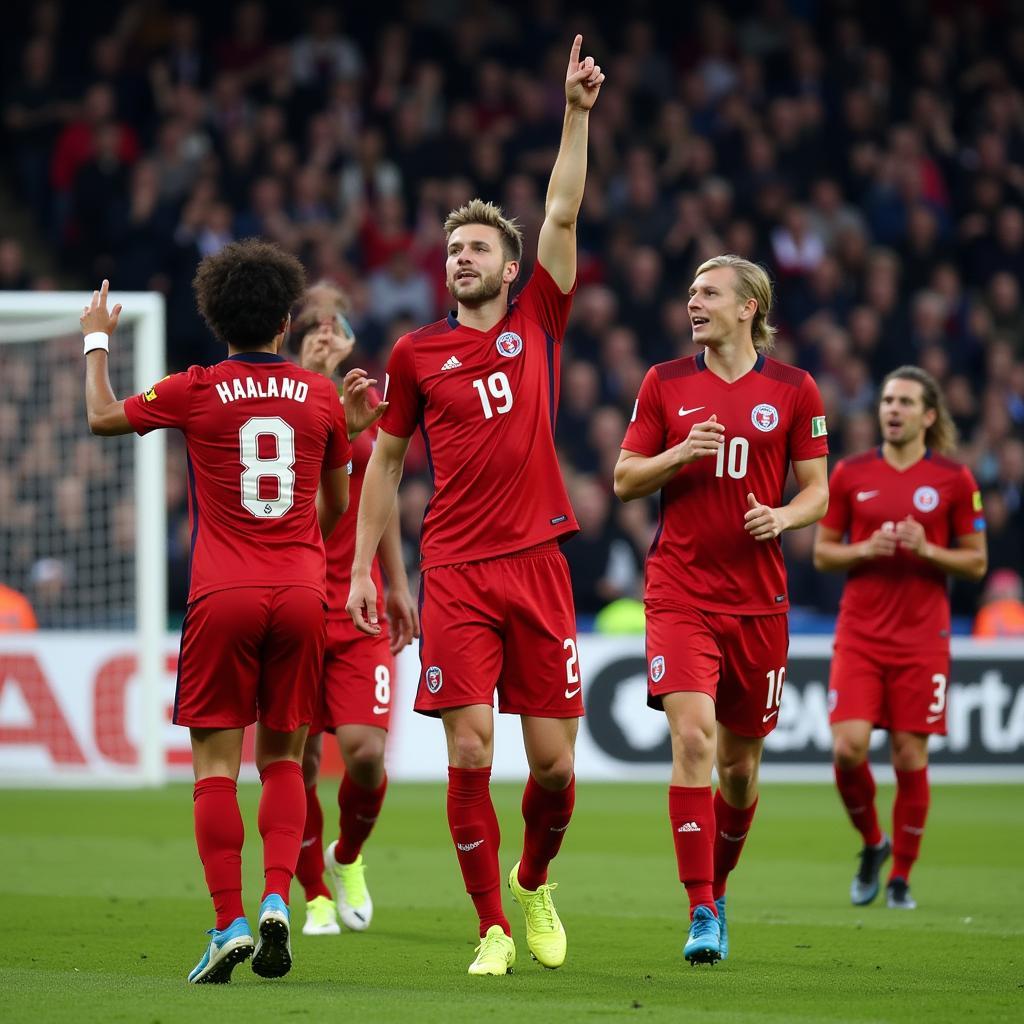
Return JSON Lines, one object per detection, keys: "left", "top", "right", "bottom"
{"left": 3, "top": 0, "right": 1024, "bottom": 629}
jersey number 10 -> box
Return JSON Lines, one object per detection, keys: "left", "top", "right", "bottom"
{"left": 715, "top": 436, "right": 749, "bottom": 479}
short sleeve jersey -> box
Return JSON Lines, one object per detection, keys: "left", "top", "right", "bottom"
{"left": 622, "top": 352, "right": 828, "bottom": 615}
{"left": 379, "top": 262, "right": 579, "bottom": 570}
{"left": 821, "top": 449, "right": 984, "bottom": 650}
{"left": 124, "top": 352, "right": 351, "bottom": 604}
{"left": 325, "top": 389, "right": 384, "bottom": 623}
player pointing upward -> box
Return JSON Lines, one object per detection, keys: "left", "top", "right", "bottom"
{"left": 347, "top": 34, "right": 603, "bottom": 977}
{"left": 814, "top": 366, "right": 986, "bottom": 910}
{"left": 615, "top": 255, "right": 829, "bottom": 965}
{"left": 81, "top": 243, "right": 351, "bottom": 984}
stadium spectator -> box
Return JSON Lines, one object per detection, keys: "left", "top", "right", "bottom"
{"left": 973, "top": 569, "right": 1024, "bottom": 637}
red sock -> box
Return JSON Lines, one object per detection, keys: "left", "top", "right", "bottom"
{"left": 295, "top": 784, "right": 331, "bottom": 901}
{"left": 258, "top": 760, "right": 306, "bottom": 902}
{"left": 891, "top": 766, "right": 929, "bottom": 882}
{"left": 668, "top": 786, "right": 716, "bottom": 918}
{"left": 193, "top": 776, "right": 245, "bottom": 929}
{"left": 834, "top": 761, "right": 883, "bottom": 847}
{"left": 712, "top": 790, "right": 758, "bottom": 900}
{"left": 336, "top": 772, "right": 388, "bottom": 864}
{"left": 517, "top": 774, "right": 575, "bottom": 891}
{"left": 447, "top": 766, "right": 509, "bottom": 937}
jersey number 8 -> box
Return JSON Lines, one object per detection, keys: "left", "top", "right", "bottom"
{"left": 239, "top": 416, "right": 296, "bottom": 518}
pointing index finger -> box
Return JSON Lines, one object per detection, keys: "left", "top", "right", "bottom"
{"left": 569, "top": 33, "right": 582, "bottom": 69}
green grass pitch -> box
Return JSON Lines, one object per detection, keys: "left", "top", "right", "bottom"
{"left": 2, "top": 782, "right": 1021, "bottom": 1023}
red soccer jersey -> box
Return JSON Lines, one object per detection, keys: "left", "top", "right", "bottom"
{"left": 124, "top": 352, "right": 351, "bottom": 604}
{"left": 325, "top": 390, "right": 384, "bottom": 624}
{"left": 379, "top": 262, "right": 579, "bottom": 570}
{"left": 821, "top": 448, "right": 984, "bottom": 650}
{"left": 622, "top": 352, "right": 828, "bottom": 614}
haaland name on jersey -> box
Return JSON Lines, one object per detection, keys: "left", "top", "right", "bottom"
{"left": 215, "top": 376, "right": 310, "bottom": 404}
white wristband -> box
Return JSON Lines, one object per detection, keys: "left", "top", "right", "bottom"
{"left": 83, "top": 332, "right": 109, "bottom": 354}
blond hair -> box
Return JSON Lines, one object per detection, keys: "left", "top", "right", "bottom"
{"left": 881, "top": 365, "right": 959, "bottom": 454}
{"left": 695, "top": 254, "right": 777, "bottom": 353}
{"left": 444, "top": 198, "right": 524, "bottom": 264}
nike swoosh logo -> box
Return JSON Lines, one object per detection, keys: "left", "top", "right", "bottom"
{"left": 762, "top": 710, "right": 779, "bottom": 723}
{"left": 372, "top": 706, "right": 388, "bottom": 715}
{"left": 926, "top": 713, "right": 943, "bottom": 723}
{"left": 856, "top": 490, "right": 880, "bottom": 502}
{"left": 565, "top": 687, "right": 581, "bottom": 699}
{"left": 678, "top": 405, "right": 705, "bottom": 417}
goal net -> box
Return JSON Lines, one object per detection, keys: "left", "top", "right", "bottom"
{"left": 0, "top": 292, "right": 167, "bottom": 785}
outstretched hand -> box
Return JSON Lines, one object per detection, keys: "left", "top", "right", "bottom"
{"left": 565, "top": 34, "right": 605, "bottom": 110}
{"left": 80, "top": 279, "right": 122, "bottom": 337}
{"left": 342, "top": 368, "right": 388, "bottom": 437}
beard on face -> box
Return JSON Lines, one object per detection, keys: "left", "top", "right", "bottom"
{"left": 447, "top": 268, "right": 504, "bottom": 306}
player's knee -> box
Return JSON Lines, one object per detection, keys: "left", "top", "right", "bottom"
{"left": 301, "top": 746, "right": 321, "bottom": 786}
{"left": 890, "top": 733, "right": 927, "bottom": 771}
{"left": 672, "top": 723, "right": 715, "bottom": 763}
{"left": 833, "top": 737, "right": 868, "bottom": 770}
{"left": 450, "top": 730, "right": 492, "bottom": 769}
{"left": 531, "top": 754, "right": 575, "bottom": 791}
{"left": 717, "top": 757, "right": 757, "bottom": 796}
{"left": 343, "top": 735, "right": 386, "bottom": 780}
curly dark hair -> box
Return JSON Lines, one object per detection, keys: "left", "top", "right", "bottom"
{"left": 192, "top": 239, "right": 306, "bottom": 349}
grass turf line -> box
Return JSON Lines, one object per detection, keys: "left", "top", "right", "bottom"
{"left": 2, "top": 782, "right": 1021, "bottom": 1023}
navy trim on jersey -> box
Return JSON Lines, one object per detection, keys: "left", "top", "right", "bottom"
{"left": 446, "top": 312, "right": 459, "bottom": 330}
{"left": 648, "top": 489, "right": 666, "bottom": 559}
{"left": 418, "top": 409, "right": 436, "bottom": 540}
{"left": 185, "top": 453, "right": 200, "bottom": 592}
{"left": 545, "top": 333, "right": 556, "bottom": 429}
{"left": 225, "top": 352, "right": 286, "bottom": 363}
{"left": 695, "top": 350, "right": 766, "bottom": 373}
{"left": 172, "top": 604, "right": 193, "bottom": 725}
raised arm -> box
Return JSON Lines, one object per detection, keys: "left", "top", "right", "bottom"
{"left": 536, "top": 34, "right": 604, "bottom": 292}
{"left": 346, "top": 429, "right": 411, "bottom": 635}
{"left": 82, "top": 280, "right": 134, "bottom": 436}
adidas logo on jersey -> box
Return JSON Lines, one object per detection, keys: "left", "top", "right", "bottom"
{"left": 441, "top": 355, "right": 462, "bottom": 371}
{"left": 677, "top": 821, "right": 701, "bottom": 832}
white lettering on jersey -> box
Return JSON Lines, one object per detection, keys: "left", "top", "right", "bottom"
{"left": 216, "top": 377, "right": 308, "bottom": 404}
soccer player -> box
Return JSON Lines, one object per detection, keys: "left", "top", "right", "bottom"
{"left": 287, "top": 292, "right": 419, "bottom": 936}
{"left": 346, "top": 35, "right": 604, "bottom": 976}
{"left": 813, "top": 366, "right": 987, "bottom": 910}
{"left": 614, "top": 255, "right": 829, "bottom": 964}
{"left": 80, "top": 244, "right": 352, "bottom": 984}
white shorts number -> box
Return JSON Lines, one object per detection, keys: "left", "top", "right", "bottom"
{"left": 928, "top": 672, "right": 946, "bottom": 715}
{"left": 239, "top": 416, "right": 295, "bottom": 518}
{"left": 473, "top": 372, "right": 514, "bottom": 419}
{"left": 374, "top": 664, "right": 391, "bottom": 706}
{"left": 715, "top": 436, "right": 749, "bottom": 479}
{"left": 564, "top": 637, "right": 580, "bottom": 687}
{"left": 765, "top": 666, "right": 786, "bottom": 710}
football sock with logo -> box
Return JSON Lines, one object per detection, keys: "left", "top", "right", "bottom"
{"left": 336, "top": 772, "right": 388, "bottom": 864}
{"left": 517, "top": 773, "right": 575, "bottom": 891}
{"left": 834, "top": 761, "right": 884, "bottom": 847}
{"left": 193, "top": 776, "right": 246, "bottom": 930}
{"left": 258, "top": 759, "right": 306, "bottom": 902}
{"left": 712, "top": 791, "right": 758, "bottom": 900}
{"left": 295, "top": 784, "right": 331, "bottom": 901}
{"left": 890, "top": 766, "right": 930, "bottom": 882}
{"left": 447, "top": 765, "right": 509, "bottom": 937}
{"left": 668, "top": 785, "right": 716, "bottom": 918}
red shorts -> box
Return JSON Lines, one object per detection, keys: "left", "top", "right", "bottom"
{"left": 174, "top": 586, "right": 326, "bottom": 731}
{"left": 645, "top": 603, "right": 789, "bottom": 737}
{"left": 828, "top": 642, "right": 950, "bottom": 735}
{"left": 415, "top": 542, "right": 582, "bottom": 718}
{"left": 311, "top": 617, "right": 394, "bottom": 734}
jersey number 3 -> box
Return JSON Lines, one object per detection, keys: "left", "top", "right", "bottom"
{"left": 239, "top": 416, "right": 296, "bottom": 518}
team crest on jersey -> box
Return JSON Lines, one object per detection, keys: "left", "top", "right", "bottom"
{"left": 425, "top": 665, "right": 443, "bottom": 694}
{"left": 751, "top": 403, "right": 779, "bottom": 432}
{"left": 913, "top": 486, "right": 940, "bottom": 513}
{"left": 650, "top": 655, "right": 665, "bottom": 683}
{"left": 496, "top": 331, "right": 523, "bottom": 357}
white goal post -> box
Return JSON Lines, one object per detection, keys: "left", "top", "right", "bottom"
{"left": 0, "top": 291, "right": 166, "bottom": 785}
